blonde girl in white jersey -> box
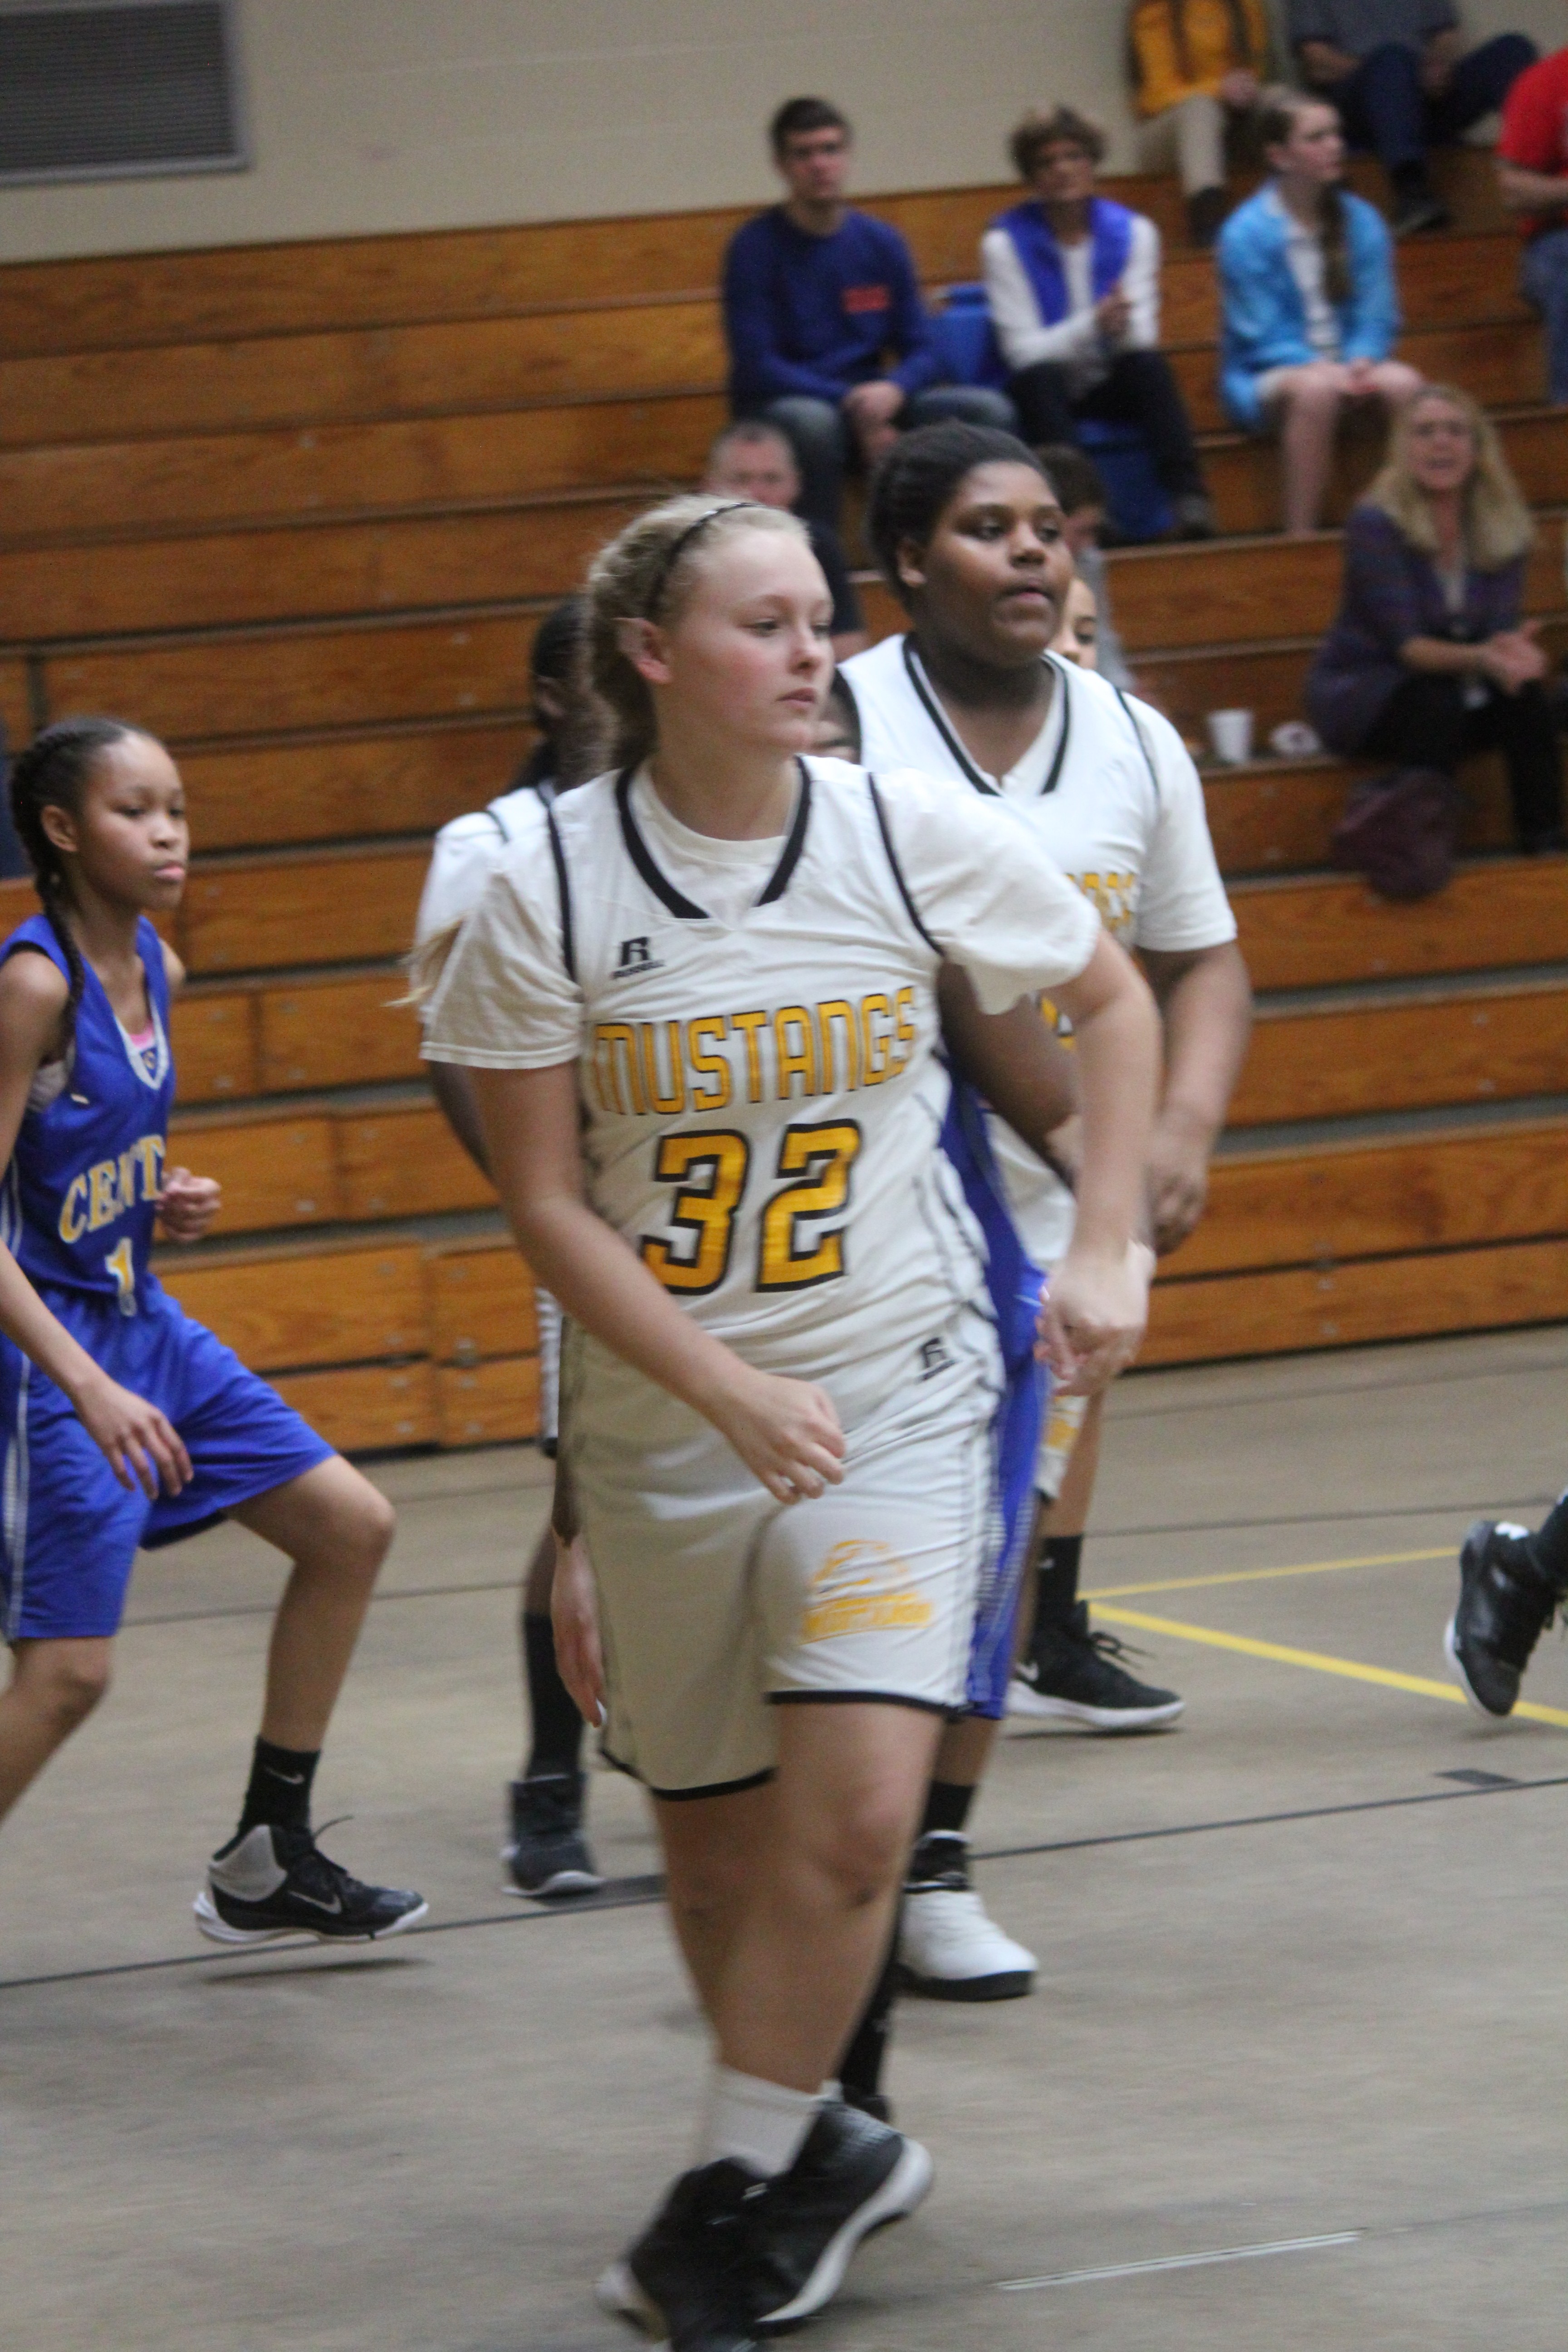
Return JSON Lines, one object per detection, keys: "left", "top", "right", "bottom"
{"left": 424, "top": 495, "right": 1159, "bottom": 2352}
{"left": 842, "top": 422, "right": 1251, "bottom": 2005}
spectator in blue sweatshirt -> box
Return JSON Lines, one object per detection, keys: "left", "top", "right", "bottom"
{"left": 724, "top": 96, "right": 1015, "bottom": 529}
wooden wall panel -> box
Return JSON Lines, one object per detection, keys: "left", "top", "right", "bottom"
{"left": 180, "top": 846, "right": 427, "bottom": 974}
{"left": 1167, "top": 1118, "right": 1568, "bottom": 1278}
{"left": 426, "top": 1243, "right": 537, "bottom": 1363}
{"left": 436, "top": 1357, "right": 541, "bottom": 1446}
{"left": 1232, "top": 858, "right": 1568, "bottom": 991}
{"left": 270, "top": 1360, "right": 437, "bottom": 1450}
{"left": 173, "top": 1114, "right": 338, "bottom": 1230}
{"left": 257, "top": 971, "right": 422, "bottom": 1091}
{"left": 1230, "top": 984, "right": 1568, "bottom": 1128}
{"left": 2, "top": 494, "right": 643, "bottom": 641}
{"left": 336, "top": 1105, "right": 495, "bottom": 1219}
{"left": 42, "top": 612, "right": 538, "bottom": 742}
{"left": 168, "top": 989, "right": 259, "bottom": 1102}
{"left": 159, "top": 1241, "right": 426, "bottom": 1370}
{"left": 180, "top": 720, "right": 529, "bottom": 852}
{"left": 1144, "top": 1235, "right": 1568, "bottom": 1367}
{"left": 0, "top": 394, "right": 723, "bottom": 542}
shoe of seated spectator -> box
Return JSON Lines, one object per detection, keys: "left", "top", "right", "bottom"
{"left": 1184, "top": 186, "right": 1228, "bottom": 247}
{"left": 1392, "top": 188, "right": 1450, "bottom": 238}
{"left": 1171, "top": 493, "right": 1217, "bottom": 541}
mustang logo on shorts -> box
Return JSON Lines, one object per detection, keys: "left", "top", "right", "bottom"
{"left": 800, "top": 1538, "right": 934, "bottom": 1642}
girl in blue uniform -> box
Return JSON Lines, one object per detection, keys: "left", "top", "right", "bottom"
{"left": 0, "top": 716, "right": 425, "bottom": 1945}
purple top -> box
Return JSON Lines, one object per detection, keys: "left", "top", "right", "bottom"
{"left": 1306, "top": 501, "right": 1525, "bottom": 752}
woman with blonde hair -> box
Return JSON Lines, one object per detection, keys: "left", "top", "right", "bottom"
{"left": 425, "top": 491, "right": 1159, "bottom": 2347}
{"left": 1308, "top": 382, "right": 1563, "bottom": 860}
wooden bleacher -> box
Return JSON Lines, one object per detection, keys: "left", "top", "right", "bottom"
{"left": 0, "top": 145, "right": 1565, "bottom": 1450}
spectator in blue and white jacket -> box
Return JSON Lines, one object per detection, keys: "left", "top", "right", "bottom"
{"left": 1218, "top": 85, "right": 1422, "bottom": 534}
{"left": 982, "top": 105, "right": 1216, "bottom": 539}
{"left": 723, "top": 96, "right": 1014, "bottom": 531}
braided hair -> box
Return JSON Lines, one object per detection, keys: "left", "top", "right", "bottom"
{"left": 9, "top": 715, "right": 136, "bottom": 1052}
{"left": 866, "top": 422, "right": 1049, "bottom": 607}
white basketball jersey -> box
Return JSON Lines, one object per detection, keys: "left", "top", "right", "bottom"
{"left": 841, "top": 633, "right": 1236, "bottom": 1264}
{"left": 425, "top": 757, "right": 1100, "bottom": 1431}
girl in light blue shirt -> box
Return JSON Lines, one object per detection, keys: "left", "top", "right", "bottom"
{"left": 1217, "top": 86, "right": 1422, "bottom": 531}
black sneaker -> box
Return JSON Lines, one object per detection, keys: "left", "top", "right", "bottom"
{"left": 1446, "top": 1519, "right": 1557, "bottom": 1719}
{"left": 504, "top": 1770, "right": 602, "bottom": 1899}
{"left": 1171, "top": 491, "right": 1218, "bottom": 540}
{"left": 1392, "top": 188, "right": 1450, "bottom": 237}
{"left": 840, "top": 2084, "right": 893, "bottom": 2125}
{"left": 1009, "top": 1602, "right": 1185, "bottom": 1731}
{"left": 195, "top": 1823, "right": 427, "bottom": 1945}
{"left": 749, "top": 2102, "right": 933, "bottom": 2333}
{"left": 597, "top": 2158, "right": 765, "bottom": 2350}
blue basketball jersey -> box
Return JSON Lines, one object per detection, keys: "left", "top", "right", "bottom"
{"left": 0, "top": 914, "right": 174, "bottom": 1315}
{"left": 939, "top": 1073, "right": 1049, "bottom": 1717}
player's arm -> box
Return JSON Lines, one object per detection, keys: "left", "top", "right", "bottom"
{"left": 1044, "top": 932, "right": 1161, "bottom": 1392}
{"left": 427, "top": 1061, "right": 492, "bottom": 1178}
{"left": 152, "top": 935, "right": 223, "bottom": 1243}
{"left": 936, "top": 961, "right": 1078, "bottom": 1171}
{"left": 469, "top": 1059, "right": 845, "bottom": 1505}
{"left": 1138, "top": 941, "right": 1253, "bottom": 1256}
{"left": 0, "top": 952, "right": 190, "bottom": 1494}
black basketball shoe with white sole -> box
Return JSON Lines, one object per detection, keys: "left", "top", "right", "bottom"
{"left": 748, "top": 2101, "right": 932, "bottom": 2333}
{"left": 504, "top": 1770, "right": 602, "bottom": 1899}
{"left": 194, "top": 1822, "right": 427, "bottom": 1945}
{"left": 1009, "top": 1602, "right": 1184, "bottom": 1730}
{"left": 597, "top": 2158, "right": 765, "bottom": 2351}
{"left": 1446, "top": 1519, "right": 1558, "bottom": 1720}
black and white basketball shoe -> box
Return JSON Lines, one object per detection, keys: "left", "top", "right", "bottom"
{"left": 195, "top": 1823, "right": 427, "bottom": 1944}
{"left": 1446, "top": 1519, "right": 1558, "bottom": 1719}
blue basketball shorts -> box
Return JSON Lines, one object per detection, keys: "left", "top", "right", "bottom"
{"left": 0, "top": 1280, "right": 333, "bottom": 1642}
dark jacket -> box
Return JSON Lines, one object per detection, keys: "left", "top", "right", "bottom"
{"left": 1306, "top": 500, "right": 1526, "bottom": 752}
{"left": 722, "top": 206, "right": 938, "bottom": 408}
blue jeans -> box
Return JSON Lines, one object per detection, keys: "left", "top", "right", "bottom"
{"left": 1330, "top": 34, "right": 1536, "bottom": 177}
{"left": 1522, "top": 226, "right": 1568, "bottom": 402}
{"left": 752, "top": 385, "right": 1017, "bottom": 532}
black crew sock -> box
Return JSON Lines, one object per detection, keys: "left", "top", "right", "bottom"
{"left": 919, "top": 1779, "right": 975, "bottom": 1841}
{"left": 523, "top": 1611, "right": 585, "bottom": 1779}
{"left": 1034, "top": 1533, "right": 1085, "bottom": 1637}
{"left": 1526, "top": 1490, "right": 1568, "bottom": 1597}
{"left": 838, "top": 1901, "right": 903, "bottom": 2105}
{"left": 237, "top": 1738, "right": 319, "bottom": 1837}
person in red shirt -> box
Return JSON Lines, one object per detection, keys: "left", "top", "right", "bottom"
{"left": 1498, "top": 43, "right": 1568, "bottom": 400}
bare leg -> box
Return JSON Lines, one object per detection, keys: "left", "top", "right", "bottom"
{"left": 230, "top": 1455, "right": 395, "bottom": 1750}
{"left": 1276, "top": 363, "right": 1347, "bottom": 538}
{"left": 712, "top": 1702, "right": 941, "bottom": 2092}
{"left": 0, "top": 1637, "right": 113, "bottom": 1825}
{"left": 654, "top": 1777, "right": 778, "bottom": 2019}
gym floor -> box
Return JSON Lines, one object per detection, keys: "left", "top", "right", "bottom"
{"left": 4, "top": 1324, "right": 1566, "bottom": 2351}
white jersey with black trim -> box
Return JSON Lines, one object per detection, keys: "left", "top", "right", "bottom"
{"left": 423, "top": 756, "right": 1101, "bottom": 1431}
{"left": 840, "top": 632, "right": 1236, "bottom": 1262}
{"left": 415, "top": 778, "right": 554, "bottom": 947}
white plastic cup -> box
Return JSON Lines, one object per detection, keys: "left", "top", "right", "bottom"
{"left": 1206, "top": 708, "right": 1254, "bottom": 764}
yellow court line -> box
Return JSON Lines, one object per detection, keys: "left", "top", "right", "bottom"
{"left": 1093, "top": 1603, "right": 1568, "bottom": 1731}
{"left": 1089, "top": 1548, "right": 1451, "bottom": 1601}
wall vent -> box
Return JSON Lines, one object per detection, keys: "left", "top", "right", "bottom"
{"left": 0, "top": 1, "right": 245, "bottom": 185}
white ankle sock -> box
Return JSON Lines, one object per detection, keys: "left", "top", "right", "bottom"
{"left": 700, "top": 2064, "right": 821, "bottom": 2179}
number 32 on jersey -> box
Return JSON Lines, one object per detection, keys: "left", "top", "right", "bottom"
{"left": 642, "top": 1121, "right": 862, "bottom": 1297}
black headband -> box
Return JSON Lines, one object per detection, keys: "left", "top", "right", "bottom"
{"left": 646, "top": 500, "right": 763, "bottom": 613}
